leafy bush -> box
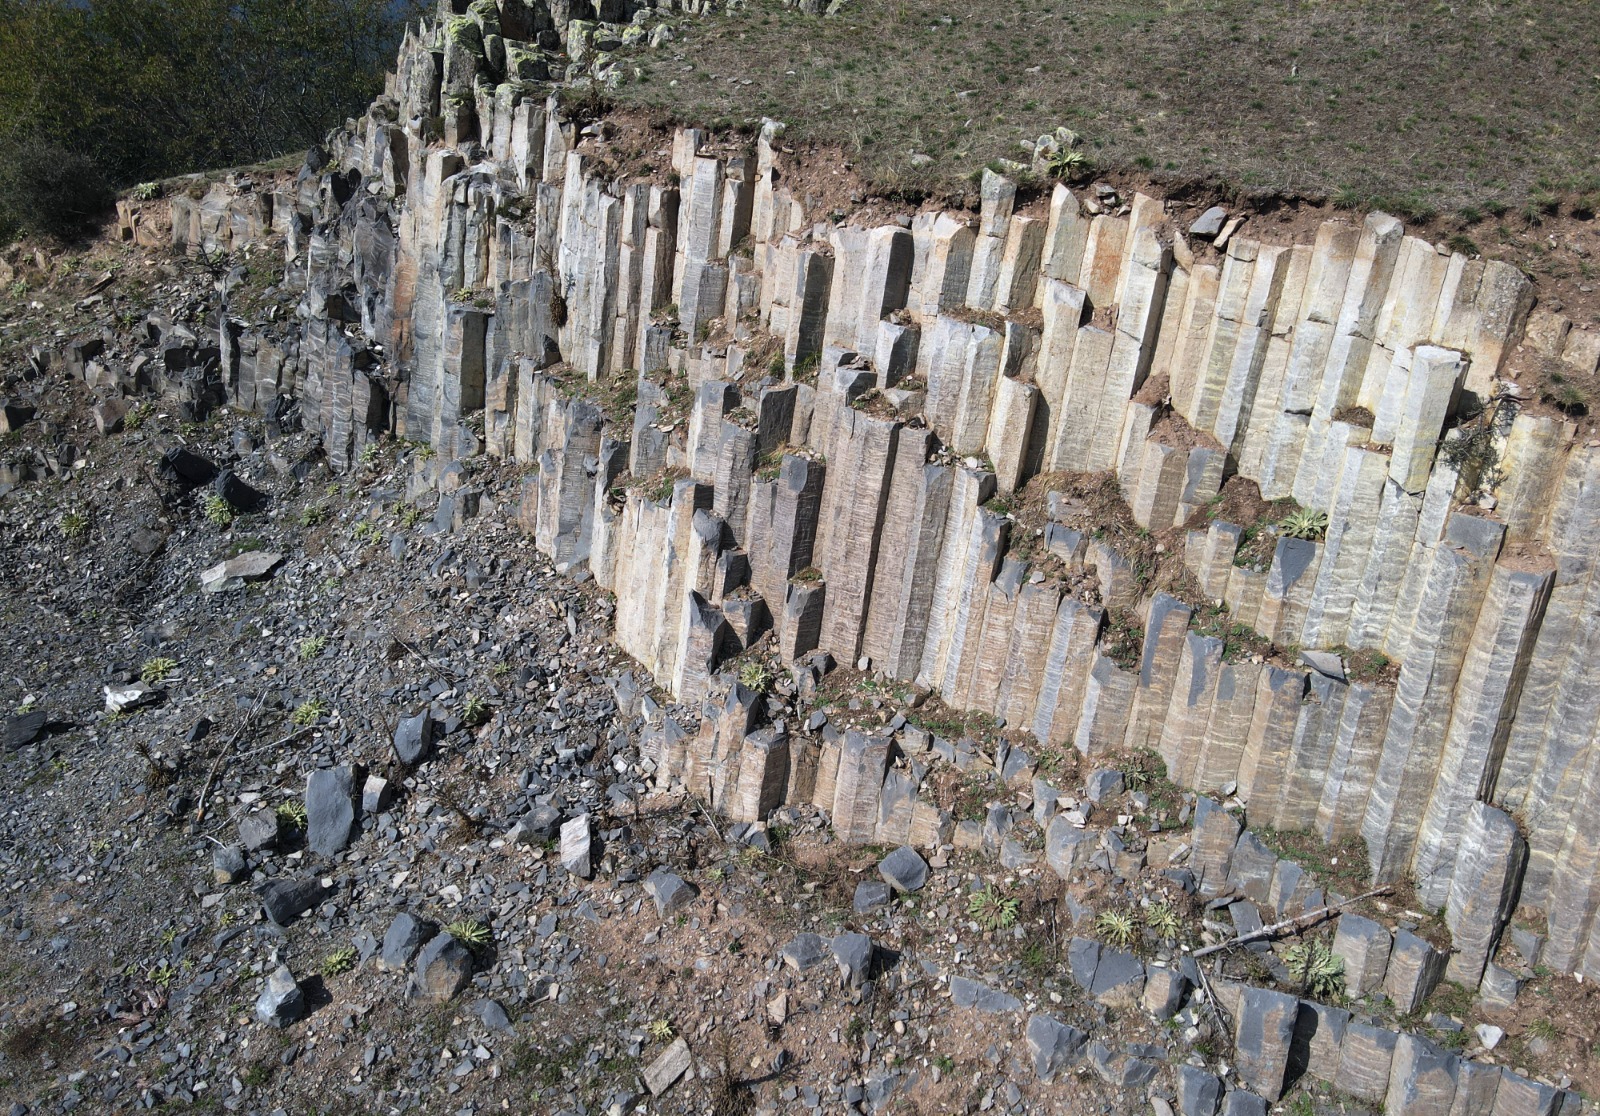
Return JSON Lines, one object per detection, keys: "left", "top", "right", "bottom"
{"left": 0, "top": 137, "right": 113, "bottom": 239}
{"left": 1284, "top": 938, "right": 1345, "bottom": 1001}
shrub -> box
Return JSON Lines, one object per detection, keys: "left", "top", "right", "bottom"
{"left": 1284, "top": 938, "right": 1345, "bottom": 1001}
{"left": 460, "top": 693, "right": 490, "bottom": 726}
{"left": 446, "top": 919, "right": 491, "bottom": 948}
{"left": 321, "top": 946, "right": 357, "bottom": 976}
{"left": 290, "top": 698, "right": 328, "bottom": 726}
{"left": 737, "top": 659, "right": 773, "bottom": 693}
{"left": 59, "top": 509, "right": 90, "bottom": 541}
{"left": 0, "top": 136, "right": 113, "bottom": 239}
{"left": 202, "top": 494, "right": 235, "bottom": 527}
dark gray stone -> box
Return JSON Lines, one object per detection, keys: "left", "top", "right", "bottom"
{"left": 644, "top": 869, "right": 697, "bottom": 918}
{"left": 470, "top": 998, "right": 513, "bottom": 1032}
{"left": 1190, "top": 206, "right": 1228, "bottom": 238}
{"left": 159, "top": 447, "right": 218, "bottom": 487}
{"left": 3, "top": 710, "right": 46, "bottom": 751}
{"left": 560, "top": 813, "right": 593, "bottom": 879}
{"left": 509, "top": 804, "right": 561, "bottom": 844}
{"left": 853, "top": 880, "right": 891, "bottom": 914}
{"left": 1085, "top": 769, "right": 1124, "bottom": 803}
{"left": 831, "top": 932, "right": 874, "bottom": 988}
{"left": 1025, "top": 1014, "right": 1086, "bottom": 1082}
{"left": 1176, "top": 1065, "right": 1223, "bottom": 1116}
{"left": 305, "top": 765, "right": 360, "bottom": 857}
{"left": 1234, "top": 985, "right": 1298, "bottom": 1100}
{"left": 1067, "top": 936, "right": 1100, "bottom": 990}
{"left": 213, "top": 468, "right": 268, "bottom": 511}
{"left": 211, "top": 844, "right": 247, "bottom": 885}
{"left": 255, "top": 965, "right": 304, "bottom": 1027}
{"left": 237, "top": 810, "right": 278, "bottom": 852}
{"left": 412, "top": 933, "right": 474, "bottom": 1002}
{"left": 1090, "top": 947, "right": 1144, "bottom": 1000}
{"left": 381, "top": 913, "right": 437, "bottom": 971}
{"left": 877, "top": 845, "right": 928, "bottom": 893}
{"left": 1221, "top": 1091, "right": 1268, "bottom": 1116}
{"left": 949, "top": 976, "right": 1021, "bottom": 1013}
{"left": 781, "top": 933, "right": 829, "bottom": 971}
{"left": 393, "top": 710, "right": 437, "bottom": 765}
{"left": 258, "top": 877, "right": 329, "bottom": 925}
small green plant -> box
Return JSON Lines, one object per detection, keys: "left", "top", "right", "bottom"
{"left": 321, "top": 946, "right": 358, "bottom": 977}
{"left": 60, "top": 510, "right": 90, "bottom": 541}
{"left": 450, "top": 287, "right": 474, "bottom": 303}
{"left": 359, "top": 441, "right": 381, "bottom": 468}
{"left": 296, "top": 635, "right": 328, "bottom": 662}
{"left": 397, "top": 503, "right": 425, "bottom": 528}
{"left": 291, "top": 698, "right": 328, "bottom": 726}
{"left": 844, "top": 1016, "right": 866, "bottom": 1042}
{"left": 123, "top": 402, "right": 155, "bottom": 431}
{"left": 298, "top": 504, "right": 328, "bottom": 527}
{"left": 647, "top": 1019, "right": 674, "bottom": 1042}
{"left": 1145, "top": 901, "right": 1183, "bottom": 942}
{"left": 139, "top": 656, "right": 178, "bottom": 684}
{"left": 1278, "top": 507, "right": 1328, "bottom": 541}
{"left": 1095, "top": 909, "right": 1137, "bottom": 949}
{"left": 491, "top": 660, "right": 513, "bottom": 679}
{"left": 460, "top": 693, "right": 491, "bottom": 726}
{"left": 1044, "top": 146, "right": 1090, "bottom": 179}
{"left": 353, "top": 520, "right": 384, "bottom": 545}
{"left": 968, "top": 887, "right": 1020, "bottom": 932}
{"left": 934, "top": 1054, "right": 955, "bottom": 1074}
{"left": 446, "top": 919, "right": 491, "bottom": 948}
{"left": 1526, "top": 1018, "right": 1559, "bottom": 1042}
{"left": 130, "top": 181, "right": 162, "bottom": 201}
{"left": 148, "top": 962, "right": 178, "bottom": 989}
{"left": 737, "top": 659, "right": 773, "bottom": 693}
{"left": 203, "top": 494, "right": 235, "bottom": 527}
{"left": 276, "top": 801, "right": 308, "bottom": 830}
{"left": 1284, "top": 938, "right": 1346, "bottom": 1001}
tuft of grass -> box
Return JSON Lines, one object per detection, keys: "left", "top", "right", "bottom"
{"left": 139, "top": 656, "right": 178, "bottom": 684}
{"left": 647, "top": 1019, "right": 674, "bottom": 1041}
{"left": 290, "top": 698, "right": 328, "bottom": 727}
{"left": 1285, "top": 938, "right": 1346, "bottom": 1002}
{"left": 737, "top": 659, "right": 773, "bottom": 693}
{"left": 59, "top": 510, "right": 90, "bottom": 541}
{"left": 297, "top": 504, "right": 328, "bottom": 527}
{"left": 1278, "top": 507, "right": 1329, "bottom": 541}
{"left": 460, "top": 693, "right": 491, "bottom": 726}
{"left": 1145, "top": 901, "right": 1183, "bottom": 942}
{"left": 202, "top": 494, "right": 235, "bottom": 528}
{"left": 123, "top": 402, "right": 155, "bottom": 431}
{"left": 296, "top": 635, "right": 328, "bottom": 662}
{"left": 968, "top": 887, "right": 1020, "bottom": 932}
{"left": 275, "top": 801, "right": 308, "bottom": 830}
{"left": 321, "top": 946, "right": 358, "bottom": 977}
{"left": 1526, "top": 1018, "right": 1559, "bottom": 1042}
{"left": 1095, "top": 909, "right": 1137, "bottom": 950}
{"left": 446, "top": 918, "right": 491, "bottom": 948}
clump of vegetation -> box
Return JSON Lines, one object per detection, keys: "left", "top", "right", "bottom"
{"left": 1044, "top": 145, "right": 1090, "bottom": 181}
{"left": 1284, "top": 938, "right": 1346, "bottom": 1001}
{"left": 460, "top": 692, "right": 490, "bottom": 726}
{"left": 139, "top": 656, "right": 177, "bottom": 684}
{"left": 296, "top": 635, "right": 328, "bottom": 662}
{"left": 1145, "top": 901, "right": 1183, "bottom": 943}
{"left": 737, "top": 659, "right": 773, "bottom": 694}
{"left": 275, "top": 800, "right": 308, "bottom": 831}
{"left": 1278, "top": 507, "right": 1329, "bottom": 542}
{"left": 297, "top": 504, "right": 328, "bottom": 527}
{"left": 446, "top": 919, "right": 491, "bottom": 948}
{"left": 321, "top": 946, "right": 358, "bottom": 977}
{"left": 59, "top": 509, "right": 90, "bottom": 541}
{"left": 129, "top": 181, "right": 161, "bottom": 201}
{"left": 202, "top": 494, "right": 235, "bottom": 528}
{"left": 647, "top": 1019, "right": 674, "bottom": 1042}
{"left": 123, "top": 402, "right": 155, "bottom": 431}
{"left": 290, "top": 698, "right": 328, "bottom": 726}
{"left": 397, "top": 503, "right": 425, "bottom": 529}
{"left": 1095, "top": 909, "right": 1137, "bottom": 949}
{"left": 968, "top": 887, "right": 1020, "bottom": 932}
{"left": 353, "top": 520, "right": 384, "bottom": 545}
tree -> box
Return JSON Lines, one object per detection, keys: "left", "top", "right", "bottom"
{"left": 0, "top": 0, "right": 424, "bottom": 239}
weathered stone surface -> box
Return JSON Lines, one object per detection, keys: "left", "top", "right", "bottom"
{"left": 877, "top": 845, "right": 928, "bottom": 893}
{"left": 305, "top": 764, "right": 359, "bottom": 857}
{"left": 255, "top": 965, "right": 304, "bottom": 1027}
{"left": 1384, "top": 930, "right": 1447, "bottom": 1014}
{"left": 949, "top": 975, "right": 1021, "bottom": 1013}
{"left": 1026, "top": 1013, "right": 1087, "bottom": 1081}
{"left": 645, "top": 869, "right": 697, "bottom": 917}
{"left": 412, "top": 933, "right": 474, "bottom": 1002}
{"left": 381, "top": 913, "right": 437, "bottom": 971}
{"left": 1336, "top": 1021, "right": 1399, "bottom": 1103}
{"left": 1233, "top": 985, "right": 1298, "bottom": 1100}
{"left": 1333, "top": 913, "right": 1393, "bottom": 998}
{"left": 781, "top": 933, "right": 830, "bottom": 972}
{"left": 200, "top": 550, "right": 283, "bottom": 592}
{"left": 393, "top": 710, "right": 437, "bottom": 765}
{"left": 1385, "top": 1033, "right": 1459, "bottom": 1116}
{"left": 258, "top": 877, "right": 329, "bottom": 926}
{"left": 560, "top": 813, "right": 593, "bottom": 879}
{"left": 831, "top": 932, "right": 874, "bottom": 988}
{"left": 644, "top": 1037, "right": 692, "bottom": 1096}
{"left": 1177, "top": 1065, "right": 1224, "bottom": 1116}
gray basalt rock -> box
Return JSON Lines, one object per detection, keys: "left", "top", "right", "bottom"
{"left": 255, "top": 965, "right": 304, "bottom": 1027}
{"left": 644, "top": 869, "right": 697, "bottom": 917}
{"left": 560, "top": 813, "right": 593, "bottom": 879}
{"left": 393, "top": 710, "right": 438, "bottom": 765}
{"left": 1025, "top": 1014, "right": 1086, "bottom": 1081}
{"left": 258, "top": 877, "right": 329, "bottom": 925}
{"left": 412, "top": 933, "right": 474, "bottom": 1002}
{"left": 949, "top": 976, "right": 1021, "bottom": 1014}
{"left": 877, "top": 845, "right": 928, "bottom": 892}
{"left": 305, "top": 764, "right": 360, "bottom": 857}
{"left": 381, "top": 913, "right": 437, "bottom": 971}
{"left": 1233, "top": 985, "right": 1298, "bottom": 1100}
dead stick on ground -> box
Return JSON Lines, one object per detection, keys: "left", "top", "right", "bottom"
{"left": 1190, "top": 884, "right": 1393, "bottom": 959}
{"left": 192, "top": 690, "right": 268, "bottom": 827}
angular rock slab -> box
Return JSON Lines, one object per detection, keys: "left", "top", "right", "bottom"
{"left": 949, "top": 976, "right": 1021, "bottom": 1014}
{"left": 1026, "top": 1014, "right": 1087, "bottom": 1081}
{"left": 645, "top": 1037, "right": 692, "bottom": 1096}
{"left": 560, "top": 813, "right": 593, "bottom": 879}
{"left": 1233, "top": 985, "right": 1298, "bottom": 1100}
{"left": 255, "top": 965, "right": 304, "bottom": 1027}
{"left": 381, "top": 912, "right": 437, "bottom": 971}
{"left": 412, "top": 933, "right": 474, "bottom": 1003}
{"left": 645, "top": 869, "right": 697, "bottom": 918}
{"left": 305, "top": 764, "right": 360, "bottom": 857}
{"left": 878, "top": 845, "right": 929, "bottom": 892}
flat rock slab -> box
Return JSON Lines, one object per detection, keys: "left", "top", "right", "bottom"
{"left": 854, "top": 880, "right": 891, "bottom": 913}
{"left": 393, "top": 710, "right": 438, "bottom": 765}
{"left": 201, "top": 551, "right": 283, "bottom": 593}
{"left": 1190, "top": 206, "right": 1229, "bottom": 238}
{"left": 1026, "top": 1013, "right": 1086, "bottom": 1081}
{"left": 381, "top": 912, "right": 437, "bottom": 971}
{"left": 305, "top": 765, "right": 359, "bottom": 857}
{"left": 831, "top": 932, "right": 874, "bottom": 988}
{"left": 949, "top": 976, "right": 1021, "bottom": 1013}
{"left": 644, "top": 1037, "right": 692, "bottom": 1096}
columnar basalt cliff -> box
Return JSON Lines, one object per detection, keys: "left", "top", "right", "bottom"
{"left": 129, "top": 0, "right": 1600, "bottom": 993}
